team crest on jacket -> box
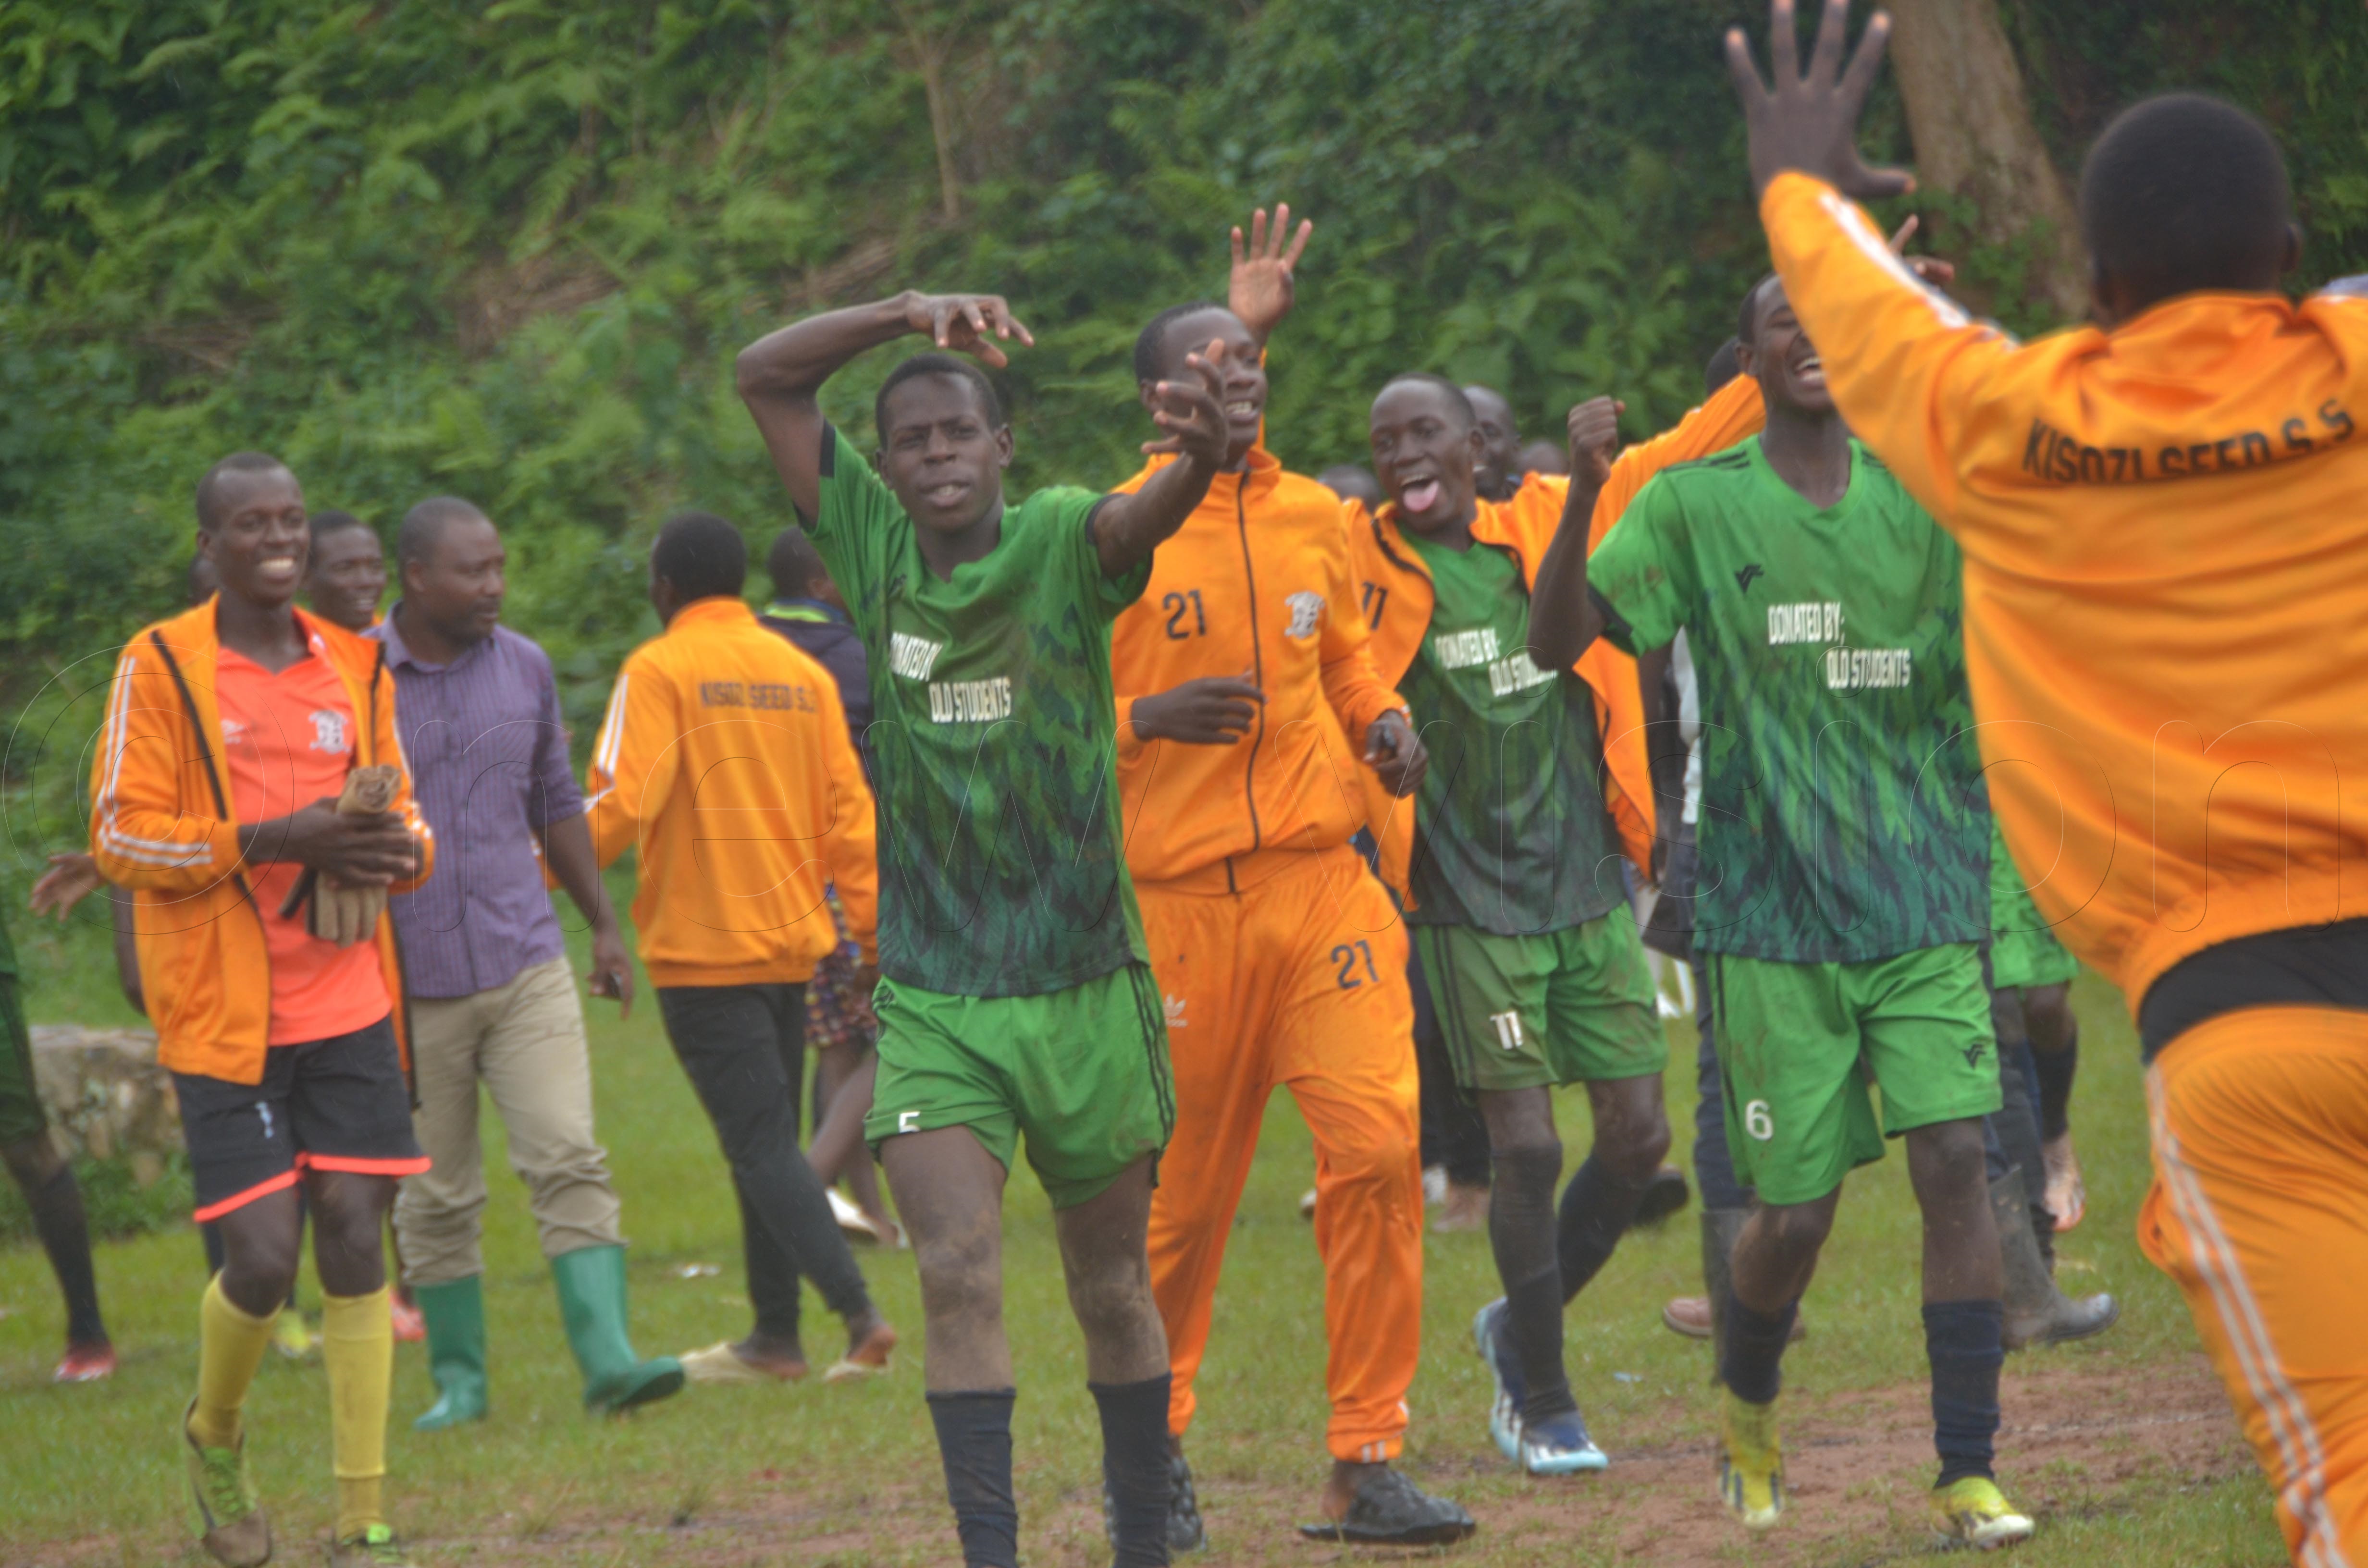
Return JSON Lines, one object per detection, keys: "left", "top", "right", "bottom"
{"left": 308, "top": 710, "right": 349, "bottom": 754}
{"left": 1283, "top": 591, "right": 1324, "bottom": 639}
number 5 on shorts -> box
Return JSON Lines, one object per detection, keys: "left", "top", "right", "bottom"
{"left": 1744, "top": 1099, "right": 1775, "bottom": 1141}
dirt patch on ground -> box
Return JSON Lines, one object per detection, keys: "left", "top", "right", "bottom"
{"left": 11, "top": 1358, "right": 2253, "bottom": 1567}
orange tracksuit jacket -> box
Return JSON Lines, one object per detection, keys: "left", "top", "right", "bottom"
{"left": 1344, "top": 372, "right": 1766, "bottom": 898}
{"left": 1110, "top": 447, "right": 1425, "bottom": 1460}
{"left": 585, "top": 596, "right": 877, "bottom": 988}
{"left": 88, "top": 600, "right": 434, "bottom": 1085}
{"left": 1765, "top": 170, "right": 2368, "bottom": 1567}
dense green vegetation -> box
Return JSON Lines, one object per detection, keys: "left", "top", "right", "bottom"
{"left": 0, "top": 0, "right": 2362, "bottom": 810}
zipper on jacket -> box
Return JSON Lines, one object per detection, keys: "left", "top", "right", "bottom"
{"left": 1235, "top": 488, "right": 1265, "bottom": 852}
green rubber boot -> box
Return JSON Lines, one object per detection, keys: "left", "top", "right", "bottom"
{"left": 550, "top": 1245, "right": 684, "bottom": 1416}
{"left": 411, "top": 1276, "right": 489, "bottom": 1432}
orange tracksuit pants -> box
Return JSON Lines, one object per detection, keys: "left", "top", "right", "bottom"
{"left": 1140, "top": 843, "right": 1422, "bottom": 1462}
{"left": 2140, "top": 1005, "right": 2368, "bottom": 1568}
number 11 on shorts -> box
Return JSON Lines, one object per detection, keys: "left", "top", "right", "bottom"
{"left": 1491, "top": 1010, "right": 1524, "bottom": 1052}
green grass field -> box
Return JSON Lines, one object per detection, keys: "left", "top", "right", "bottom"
{"left": 0, "top": 896, "right": 2289, "bottom": 1566}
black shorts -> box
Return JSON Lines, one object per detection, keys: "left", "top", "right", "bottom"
{"left": 173, "top": 1013, "right": 426, "bottom": 1222}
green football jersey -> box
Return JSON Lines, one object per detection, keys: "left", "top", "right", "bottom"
{"left": 1398, "top": 535, "right": 1624, "bottom": 936}
{"left": 1590, "top": 437, "right": 1988, "bottom": 964}
{"left": 807, "top": 425, "right": 1152, "bottom": 998}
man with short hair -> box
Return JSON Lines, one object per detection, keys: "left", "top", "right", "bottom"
{"left": 1463, "top": 385, "right": 1525, "bottom": 502}
{"left": 307, "top": 511, "right": 387, "bottom": 637}
{"left": 376, "top": 495, "right": 682, "bottom": 1430}
{"left": 736, "top": 285, "right": 1230, "bottom": 1568}
{"left": 1113, "top": 214, "right": 1465, "bottom": 1547}
{"left": 1724, "top": 11, "right": 2368, "bottom": 1557}
{"left": 94, "top": 450, "right": 434, "bottom": 1567}
{"left": 585, "top": 510, "right": 897, "bottom": 1390}
{"left": 1532, "top": 266, "right": 2025, "bottom": 1544}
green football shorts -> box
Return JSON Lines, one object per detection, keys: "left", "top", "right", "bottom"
{"left": 1988, "top": 849, "right": 2081, "bottom": 991}
{"left": 864, "top": 963, "right": 1174, "bottom": 1209}
{"left": 1704, "top": 943, "right": 2000, "bottom": 1206}
{"left": 0, "top": 974, "right": 46, "bottom": 1147}
{"left": 1415, "top": 913, "right": 1666, "bottom": 1095}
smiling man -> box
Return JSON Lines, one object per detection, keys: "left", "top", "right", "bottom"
{"left": 1346, "top": 374, "right": 1673, "bottom": 1483}
{"left": 736, "top": 284, "right": 1231, "bottom": 1568}
{"left": 1107, "top": 211, "right": 1459, "bottom": 1551}
{"left": 92, "top": 450, "right": 434, "bottom": 1567}
{"left": 374, "top": 497, "right": 681, "bottom": 1433}
{"left": 1463, "top": 385, "right": 1525, "bottom": 502}
{"left": 1528, "top": 274, "right": 2020, "bottom": 1544}
{"left": 305, "top": 511, "right": 388, "bottom": 638}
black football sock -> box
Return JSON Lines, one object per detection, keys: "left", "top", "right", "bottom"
{"left": 1718, "top": 1288, "right": 1797, "bottom": 1406}
{"left": 1555, "top": 1153, "right": 1651, "bottom": 1301}
{"left": 1925, "top": 1299, "right": 2004, "bottom": 1486}
{"left": 2034, "top": 1026, "right": 2078, "bottom": 1143}
{"left": 1091, "top": 1374, "right": 1172, "bottom": 1567}
{"left": 29, "top": 1164, "right": 107, "bottom": 1347}
{"left": 1488, "top": 1143, "right": 1576, "bottom": 1426}
{"left": 928, "top": 1389, "right": 1019, "bottom": 1568}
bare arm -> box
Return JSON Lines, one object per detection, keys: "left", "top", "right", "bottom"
{"left": 1088, "top": 343, "right": 1232, "bottom": 579}
{"left": 541, "top": 810, "right": 634, "bottom": 1020}
{"left": 1528, "top": 396, "right": 1625, "bottom": 670}
{"left": 736, "top": 290, "right": 1034, "bottom": 518}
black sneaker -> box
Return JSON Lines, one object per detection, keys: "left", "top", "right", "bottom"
{"left": 1297, "top": 1467, "right": 1476, "bottom": 1545}
{"left": 1103, "top": 1447, "right": 1206, "bottom": 1555}
{"left": 1633, "top": 1165, "right": 1692, "bottom": 1227}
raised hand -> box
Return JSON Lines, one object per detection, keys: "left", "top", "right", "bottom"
{"left": 1887, "top": 215, "right": 1956, "bottom": 287}
{"left": 1230, "top": 204, "right": 1313, "bottom": 343}
{"left": 1724, "top": 0, "right": 1913, "bottom": 203}
{"left": 1565, "top": 396, "right": 1626, "bottom": 488}
{"left": 1133, "top": 676, "right": 1264, "bottom": 745}
{"left": 1141, "top": 340, "right": 1232, "bottom": 468}
{"left": 901, "top": 292, "right": 1035, "bottom": 368}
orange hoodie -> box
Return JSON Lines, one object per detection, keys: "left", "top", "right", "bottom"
{"left": 88, "top": 600, "right": 433, "bottom": 1085}
{"left": 1346, "top": 372, "right": 1764, "bottom": 895}
{"left": 1763, "top": 171, "right": 2368, "bottom": 1006}
{"left": 1109, "top": 446, "right": 1410, "bottom": 890}
{"left": 585, "top": 596, "right": 878, "bottom": 987}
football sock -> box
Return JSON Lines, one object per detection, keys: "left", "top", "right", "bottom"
{"left": 1091, "top": 1374, "right": 1173, "bottom": 1567}
{"left": 1555, "top": 1153, "right": 1651, "bottom": 1300}
{"left": 322, "top": 1286, "right": 394, "bottom": 1539}
{"left": 28, "top": 1164, "right": 107, "bottom": 1346}
{"left": 1718, "top": 1288, "right": 1797, "bottom": 1406}
{"left": 927, "top": 1388, "right": 1019, "bottom": 1568}
{"left": 1924, "top": 1299, "right": 2004, "bottom": 1486}
{"left": 2034, "top": 1026, "right": 2078, "bottom": 1143}
{"left": 191, "top": 1274, "right": 279, "bottom": 1449}
{"left": 1488, "top": 1142, "right": 1577, "bottom": 1426}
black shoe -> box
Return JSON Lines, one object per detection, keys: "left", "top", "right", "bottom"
{"left": 1104, "top": 1447, "right": 1206, "bottom": 1555}
{"left": 1297, "top": 1467, "right": 1476, "bottom": 1545}
{"left": 1633, "top": 1165, "right": 1692, "bottom": 1228}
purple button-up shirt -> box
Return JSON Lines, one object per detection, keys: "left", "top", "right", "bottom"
{"left": 374, "top": 612, "right": 584, "bottom": 999}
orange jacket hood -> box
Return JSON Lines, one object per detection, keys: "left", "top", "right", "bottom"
{"left": 1109, "top": 446, "right": 1410, "bottom": 888}
{"left": 1764, "top": 171, "right": 2368, "bottom": 1007}
{"left": 585, "top": 597, "right": 878, "bottom": 988}
{"left": 88, "top": 598, "right": 434, "bottom": 1085}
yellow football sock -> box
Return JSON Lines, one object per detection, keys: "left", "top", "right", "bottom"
{"left": 321, "top": 1286, "right": 393, "bottom": 1539}
{"left": 190, "top": 1274, "right": 280, "bottom": 1450}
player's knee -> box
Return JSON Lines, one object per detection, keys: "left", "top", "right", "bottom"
{"left": 1909, "top": 1120, "right": 1990, "bottom": 1199}
{"left": 221, "top": 1228, "right": 302, "bottom": 1307}
{"left": 1763, "top": 1201, "right": 1836, "bottom": 1258}
{"left": 915, "top": 1230, "right": 1003, "bottom": 1320}
{"left": 1063, "top": 1258, "right": 1155, "bottom": 1341}
{"left": 2024, "top": 987, "right": 2076, "bottom": 1052}
{"left": 1490, "top": 1138, "right": 1562, "bottom": 1197}
{"left": 1321, "top": 1122, "right": 1419, "bottom": 1191}
{"left": 1596, "top": 1117, "right": 1672, "bottom": 1184}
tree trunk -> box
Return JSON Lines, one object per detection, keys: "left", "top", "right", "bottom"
{"left": 1888, "top": 0, "right": 2086, "bottom": 322}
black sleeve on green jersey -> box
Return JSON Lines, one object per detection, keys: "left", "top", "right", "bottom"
{"left": 811, "top": 422, "right": 904, "bottom": 612}
{"left": 1585, "top": 471, "right": 1691, "bottom": 655}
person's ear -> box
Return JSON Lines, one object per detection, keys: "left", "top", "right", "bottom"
{"left": 1138, "top": 379, "right": 1161, "bottom": 415}
{"left": 994, "top": 425, "right": 1014, "bottom": 471}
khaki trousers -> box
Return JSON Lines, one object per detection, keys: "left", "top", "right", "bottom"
{"left": 394, "top": 955, "right": 622, "bottom": 1285}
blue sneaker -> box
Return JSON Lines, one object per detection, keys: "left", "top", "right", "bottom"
{"left": 1518, "top": 1409, "right": 1609, "bottom": 1475}
{"left": 1471, "top": 1299, "right": 1526, "bottom": 1460}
